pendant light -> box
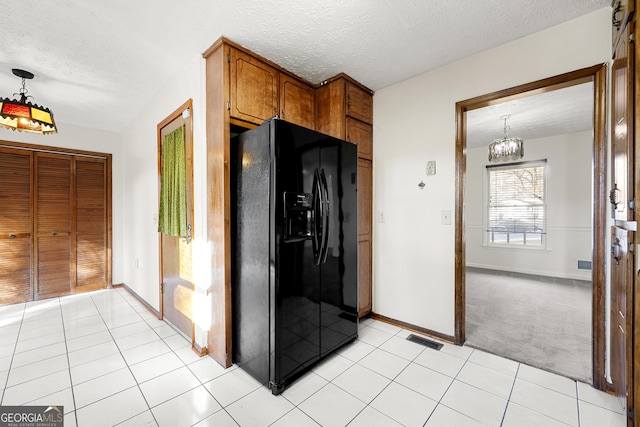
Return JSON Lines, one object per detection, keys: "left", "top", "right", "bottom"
{"left": 488, "top": 115, "right": 523, "bottom": 163}
{"left": 0, "top": 69, "right": 57, "bottom": 134}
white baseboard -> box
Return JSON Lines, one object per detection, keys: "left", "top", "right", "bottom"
{"left": 465, "top": 262, "right": 592, "bottom": 281}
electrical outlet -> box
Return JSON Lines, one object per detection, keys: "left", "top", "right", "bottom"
{"left": 426, "top": 161, "right": 436, "bottom": 176}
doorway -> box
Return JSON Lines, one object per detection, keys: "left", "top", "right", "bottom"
{"left": 454, "top": 65, "right": 608, "bottom": 390}
{"left": 157, "top": 99, "right": 196, "bottom": 345}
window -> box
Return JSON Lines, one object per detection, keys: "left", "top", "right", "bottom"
{"left": 485, "top": 160, "right": 547, "bottom": 247}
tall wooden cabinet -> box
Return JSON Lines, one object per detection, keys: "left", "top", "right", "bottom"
{"left": 0, "top": 143, "right": 111, "bottom": 305}
{"left": 204, "top": 38, "right": 374, "bottom": 367}
{"left": 609, "top": 0, "right": 638, "bottom": 424}
{"left": 316, "top": 74, "right": 374, "bottom": 317}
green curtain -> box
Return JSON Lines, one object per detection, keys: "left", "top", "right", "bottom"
{"left": 158, "top": 125, "right": 187, "bottom": 237}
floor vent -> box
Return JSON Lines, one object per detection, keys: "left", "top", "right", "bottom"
{"left": 406, "top": 334, "right": 443, "bottom": 350}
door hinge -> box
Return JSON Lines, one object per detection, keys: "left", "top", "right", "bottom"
{"left": 629, "top": 199, "right": 635, "bottom": 210}
{"left": 160, "top": 283, "right": 164, "bottom": 294}
{"left": 630, "top": 33, "right": 635, "bottom": 43}
{"left": 630, "top": 243, "right": 635, "bottom": 253}
{"left": 226, "top": 102, "right": 231, "bottom": 111}
{"left": 227, "top": 54, "right": 231, "bottom": 63}
{"left": 628, "top": 408, "right": 635, "bottom": 421}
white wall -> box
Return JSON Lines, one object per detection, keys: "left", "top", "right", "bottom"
{"left": 373, "top": 8, "right": 610, "bottom": 336}
{"left": 0, "top": 123, "right": 124, "bottom": 285}
{"left": 120, "top": 53, "right": 209, "bottom": 344}
{"left": 466, "top": 131, "right": 593, "bottom": 280}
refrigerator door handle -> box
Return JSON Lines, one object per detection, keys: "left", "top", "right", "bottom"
{"left": 320, "top": 169, "right": 330, "bottom": 264}
{"left": 312, "top": 168, "right": 323, "bottom": 265}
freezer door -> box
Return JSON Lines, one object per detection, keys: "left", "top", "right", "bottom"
{"left": 273, "top": 120, "right": 322, "bottom": 391}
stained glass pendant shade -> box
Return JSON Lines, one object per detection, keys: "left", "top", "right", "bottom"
{"left": 488, "top": 115, "right": 523, "bottom": 163}
{"left": 0, "top": 69, "right": 57, "bottom": 134}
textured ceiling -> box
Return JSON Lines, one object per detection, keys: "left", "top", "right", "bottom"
{"left": 466, "top": 82, "right": 594, "bottom": 149}
{"left": 0, "top": 0, "right": 608, "bottom": 133}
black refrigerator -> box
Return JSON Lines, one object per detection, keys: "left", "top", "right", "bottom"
{"left": 232, "top": 117, "right": 358, "bottom": 395}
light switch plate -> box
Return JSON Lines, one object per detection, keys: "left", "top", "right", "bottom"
{"left": 426, "top": 161, "right": 436, "bottom": 175}
{"left": 441, "top": 210, "right": 451, "bottom": 225}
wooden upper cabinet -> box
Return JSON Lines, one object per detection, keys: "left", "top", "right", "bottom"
{"left": 346, "top": 82, "right": 373, "bottom": 124}
{"left": 316, "top": 75, "right": 374, "bottom": 142}
{"left": 229, "top": 47, "right": 279, "bottom": 125}
{"left": 280, "top": 74, "right": 315, "bottom": 129}
{"left": 611, "top": 0, "right": 634, "bottom": 53}
{"left": 346, "top": 117, "right": 373, "bottom": 160}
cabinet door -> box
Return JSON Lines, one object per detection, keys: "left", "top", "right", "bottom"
{"left": 358, "top": 239, "right": 372, "bottom": 316}
{"left": 75, "top": 157, "right": 107, "bottom": 290}
{"left": 357, "top": 159, "right": 372, "bottom": 317}
{"left": 0, "top": 148, "right": 33, "bottom": 304}
{"left": 280, "top": 75, "right": 315, "bottom": 129}
{"left": 346, "top": 117, "right": 373, "bottom": 160}
{"left": 358, "top": 159, "right": 372, "bottom": 237}
{"left": 611, "top": 26, "right": 633, "bottom": 222}
{"left": 35, "top": 153, "right": 72, "bottom": 299}
{"left": 346, "top": 82, "right": 373, "bottom": 124}
{"left": 230, "top": 47, "right": 279, "bottom": 125}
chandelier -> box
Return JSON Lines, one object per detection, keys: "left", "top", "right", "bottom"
{"left": 488, "top": 115, "right": 523, "bottom": 163}
{"left": 0, "top": 69, "right": 57, "bottom": 134}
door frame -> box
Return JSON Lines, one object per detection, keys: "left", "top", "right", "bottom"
{"left": 157, "top": 99, "right": 195, "bottom": 340}
{"left": 454, "top": 64, "right": 608, "bottom": 390}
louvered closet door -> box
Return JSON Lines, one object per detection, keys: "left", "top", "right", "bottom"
{"left": 35, "top": 153, "right": 73, "bottom": 299}
{"left": 0, "top": 148, "right": 33, "bottom": 304}
{"left": 75, "top": 157, "right": 107, "bottom": 290}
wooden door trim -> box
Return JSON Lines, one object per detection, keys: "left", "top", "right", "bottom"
{"left": 156, "top": 98, "right": 196, "bottom": 338}
{"left": 454, "top": 64, "right": 608, "bottom": 390}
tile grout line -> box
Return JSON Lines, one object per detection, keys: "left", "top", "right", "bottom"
{"left": 499, "top": 362, "right": 521, "bottom": 427}
{"left": 0, "top": 302, "right": 27, "bottom": 406}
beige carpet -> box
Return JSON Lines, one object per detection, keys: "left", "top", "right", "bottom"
{"left": 465, "top": 267, "right": 592, "bottom": 383}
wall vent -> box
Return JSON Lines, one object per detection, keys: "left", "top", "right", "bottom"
{"left": 577, "top": 260, "right": 592, "bottom": 271}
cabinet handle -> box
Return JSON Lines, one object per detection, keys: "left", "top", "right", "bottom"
{"left": 347, "top": 94, "right": 351, "bottom": 109}
{"left": 8, "top": 234, "right": 15, "bottom": 239}
{"left": 281, "top": 110, "right": 285, "bottom": 119}
{"left": 52, "top": 232, "right": 58, "bottom": 236}
{"left": 274, "top": 107, "right": 277, "bottom": 117}
{"left": 612, "top": 1, "right": 622, "bottom": 30}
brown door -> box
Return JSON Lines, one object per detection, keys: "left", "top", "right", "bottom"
{"left": 159, "top": 110, "right": 195, "bottom": 339}
{"left": 75, "top": 157, "right": 108, "bottom": 291}
{"left": 34, "top": 153, "right": 73, "bottom": 300}
{"left": 610, "top": 18, "right": 635, "bottom": 417}
{"left": 611, "top": 227, "right": 634, "bottom": 411}
{"left": 0, "top": 148, "right": 33, "bottom": 304}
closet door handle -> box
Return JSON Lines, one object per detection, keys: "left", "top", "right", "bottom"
{"left": 52, "top": 232, "right": 58, "bottom": 236}
{"left": 8, "top": 234, "right": 15, "bottom": 239}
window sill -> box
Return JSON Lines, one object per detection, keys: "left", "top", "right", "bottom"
{"left": 481, "top": 244, "right": 551, "bottom": 252}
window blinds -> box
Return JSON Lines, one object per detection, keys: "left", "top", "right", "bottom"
{"left": 486, "top": 160, "right": 547, "bottom": 245}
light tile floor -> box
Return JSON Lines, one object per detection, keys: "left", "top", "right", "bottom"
{"left": 0, "top": 288, "right": 627, "bottom": 427}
